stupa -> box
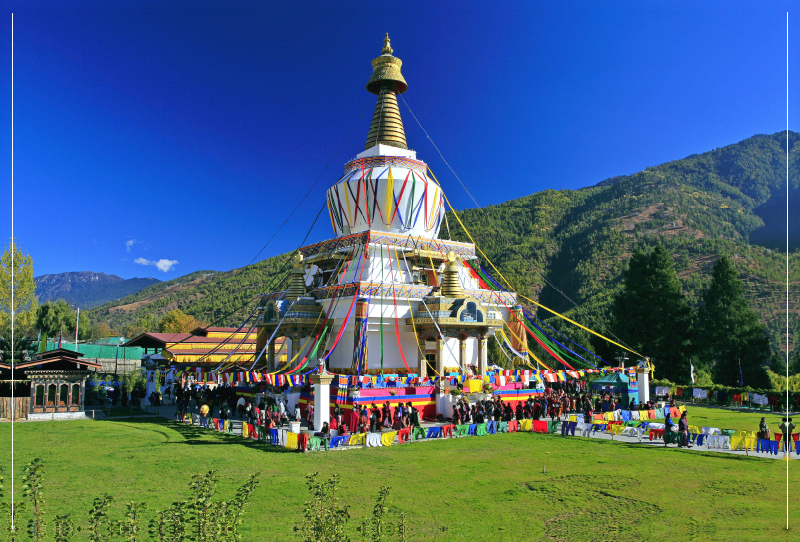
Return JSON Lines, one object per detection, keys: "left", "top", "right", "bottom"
{"left": 255, "top": 35, "right": 537, "bottom": 426}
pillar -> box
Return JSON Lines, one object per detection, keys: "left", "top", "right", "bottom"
{"left": 310, "top": 372, "right": 334, "bottom": 430}
{"left": 637, "top": 367, "right": 650, "bottom": 405}
{"left": 268, "top": 340, "right": 276, "bottom": 372}
{"left": 478, "top": 336, "right": 488, "bottom": 377}
{"left": 290, "top": 332, "right": 300, "bottom": 364}
{"left": 459, "top": 338, "right": 466, "bottom": 374}
{"left": 436, "top": 338, "right": 445, "bottom": 376}
{"left": 418, "top": 337, "right": 427, "bottom": 378}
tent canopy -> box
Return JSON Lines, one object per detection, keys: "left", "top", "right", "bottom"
{"left": 589, "top": 372, "right": 629, "bottom": 389}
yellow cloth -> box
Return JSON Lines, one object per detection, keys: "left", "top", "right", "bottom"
{"left": 603, "top": 412, "right": 614, "bottom": 421}
{"left": 638, "top": 410, "right": 649, "bottom": 420}
{"left": 568, "top": 415, "right": 578, "bottom": 422}
{"left": 679, "top": 405, "right": 686, "bottom": 413}
{"left": 348, "top": 433, "right": 366, "bottom": 446}
{"left": 519, "top": 419, "right": 533, "bottom": 431}
{"left": 467, "top": 379, "right": 483, "bottom": 393}
{"left": 224, "top": 421, "right": 231, "bottom": 433}
{"left": 381, "top": 431, "right": 397, "bottom": 446}
{"left": 286, "top": 432, "right": 298, "bottom": 450}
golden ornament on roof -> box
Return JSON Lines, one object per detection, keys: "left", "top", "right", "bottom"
{"left": 365, "top": 33, "right": 408, "bottom": 150}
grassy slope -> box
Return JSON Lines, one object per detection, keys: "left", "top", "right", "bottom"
{"left": 1, "top": 406, "right": 796, "bottom": 541}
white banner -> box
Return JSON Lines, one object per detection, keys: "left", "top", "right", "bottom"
{"left": 692, "top": 388, "right": 707, "bottom": 399}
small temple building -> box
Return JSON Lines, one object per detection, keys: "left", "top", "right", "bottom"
{"left": 0, "top": 348, "right": 102, "bottom": 420}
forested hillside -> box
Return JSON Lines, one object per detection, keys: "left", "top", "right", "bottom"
{"left": 449, "top": 131, "right": 799, "bottom": 360}
{"left": 88, "top": 131, "right": 799, "bottom": 362}
{"left": 84, "top": 257, "right": 291, "bottom": 335}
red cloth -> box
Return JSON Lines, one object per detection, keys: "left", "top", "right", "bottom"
{"left": 532, "top": 420, "right": 548, "bottom": 433}
{"left": 593, "top": 413, "right": 603, "bottom": 421}
{"left": 508, "top": 420, "right": 519, "bottom": 433}
{"left": 649, "top": 429, "right": 664, "bottom": 441}
{"left": 670, "top": 407, "right": 680, "bottom": 419}
{"left": 297, "top": 433, "right": 309, "bottom": 451}
{"left": 648, "top": 410, "right": 656, "bottom": 420}
{"left": 398, "top": 427, "right": 412, "bottom": 443}
{"left": 441, "top": 424, "right": 454, "bottom": 437}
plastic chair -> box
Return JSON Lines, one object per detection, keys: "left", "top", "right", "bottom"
{"left": 381, "top": 431, "right": 397, "bottom": 446}
{"left": 568, "top": 421, "right": 577, "bottom": 436}
{"left": 348, "top": 433, "right": 366, "bottom": 446}
{"left": 297, "top": 433, "right": 310, "bottom": 452}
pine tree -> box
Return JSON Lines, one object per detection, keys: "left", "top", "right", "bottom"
{"left": 612, "top": 245, "right": 694, "bottom": 383}
{"left": 697, "top": 256, "right": 770, "bottom": 387}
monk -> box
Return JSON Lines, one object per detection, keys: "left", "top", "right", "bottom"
{"left": 349, "top": 405, "right": 360, "bottom": 434}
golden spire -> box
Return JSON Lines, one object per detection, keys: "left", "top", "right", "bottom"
{"left": 440, "top": 251, "right": 464, "bottom": 298}
{"left": 381, "top": 33, "right": 393, "bottom": 55}
{"left": 365, "top": 33, "right": 408, "bottom": 150}
{"left": 285, "top": 253, "right": 307, "bottom": 301}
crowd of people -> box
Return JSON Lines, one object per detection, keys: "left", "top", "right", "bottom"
{"left": 174, "top": 383, "right": 296, "bottom": 430}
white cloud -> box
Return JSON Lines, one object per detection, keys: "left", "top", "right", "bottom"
{"left": 154, "top": 259, "right": 178, "bottom": 272}
{"left": 134, "top": 257, "right": 178, "bottom": 273}
{"left": 125, "top": 239, "right": 138, "bottom": 251}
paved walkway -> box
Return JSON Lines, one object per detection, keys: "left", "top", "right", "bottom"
{"left": 136, "top": 403, "right": 797, "bottom": 460}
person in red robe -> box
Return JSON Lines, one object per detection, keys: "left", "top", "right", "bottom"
{"left": 349, "top": 404, "right": 360, "bottom": 433}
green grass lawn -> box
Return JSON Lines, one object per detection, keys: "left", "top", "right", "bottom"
{"left": 0, "top": 405, "right": 797, "bottom": 541}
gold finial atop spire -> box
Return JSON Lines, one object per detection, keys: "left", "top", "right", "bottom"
{"left": 441, "top": 251, "right": 464, "bottom": 298}
{"left": 285, "top": 253, "right": 307, "bottom": 301}
{"left": 365, "top": 34, "right": 408, "bottom": 150}
{"left": 381, "top": 33, "right": 393, "bottom": 55}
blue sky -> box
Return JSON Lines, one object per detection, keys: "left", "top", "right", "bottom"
{"left": 0, "top": 1, "right": 796, "bottom": 280}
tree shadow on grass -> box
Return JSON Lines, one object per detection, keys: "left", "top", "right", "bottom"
{"left": 612, "top": 440, "right": 777, "bottom": 461}
{"left": 106, "top": 416, "right": 300, "bottom": 454}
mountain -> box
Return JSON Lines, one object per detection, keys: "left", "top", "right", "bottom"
{"left": 35, "top": 272, "right": 162, "bottom": 309}
{"left": 85, "top": 131, "right": 800, "bottom": 359}
{"left": 449, "top": 130, "right": 799, "bottom": 359}
{"left": 84, "top": 261, "right": 289, "bottom": 332}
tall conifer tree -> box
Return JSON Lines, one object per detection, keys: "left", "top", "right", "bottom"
{"left": 697, "top": 256, "right": 770, "bottom": 387}
{"left": 612, "top": 245, "right": 694, "bottom": 383}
